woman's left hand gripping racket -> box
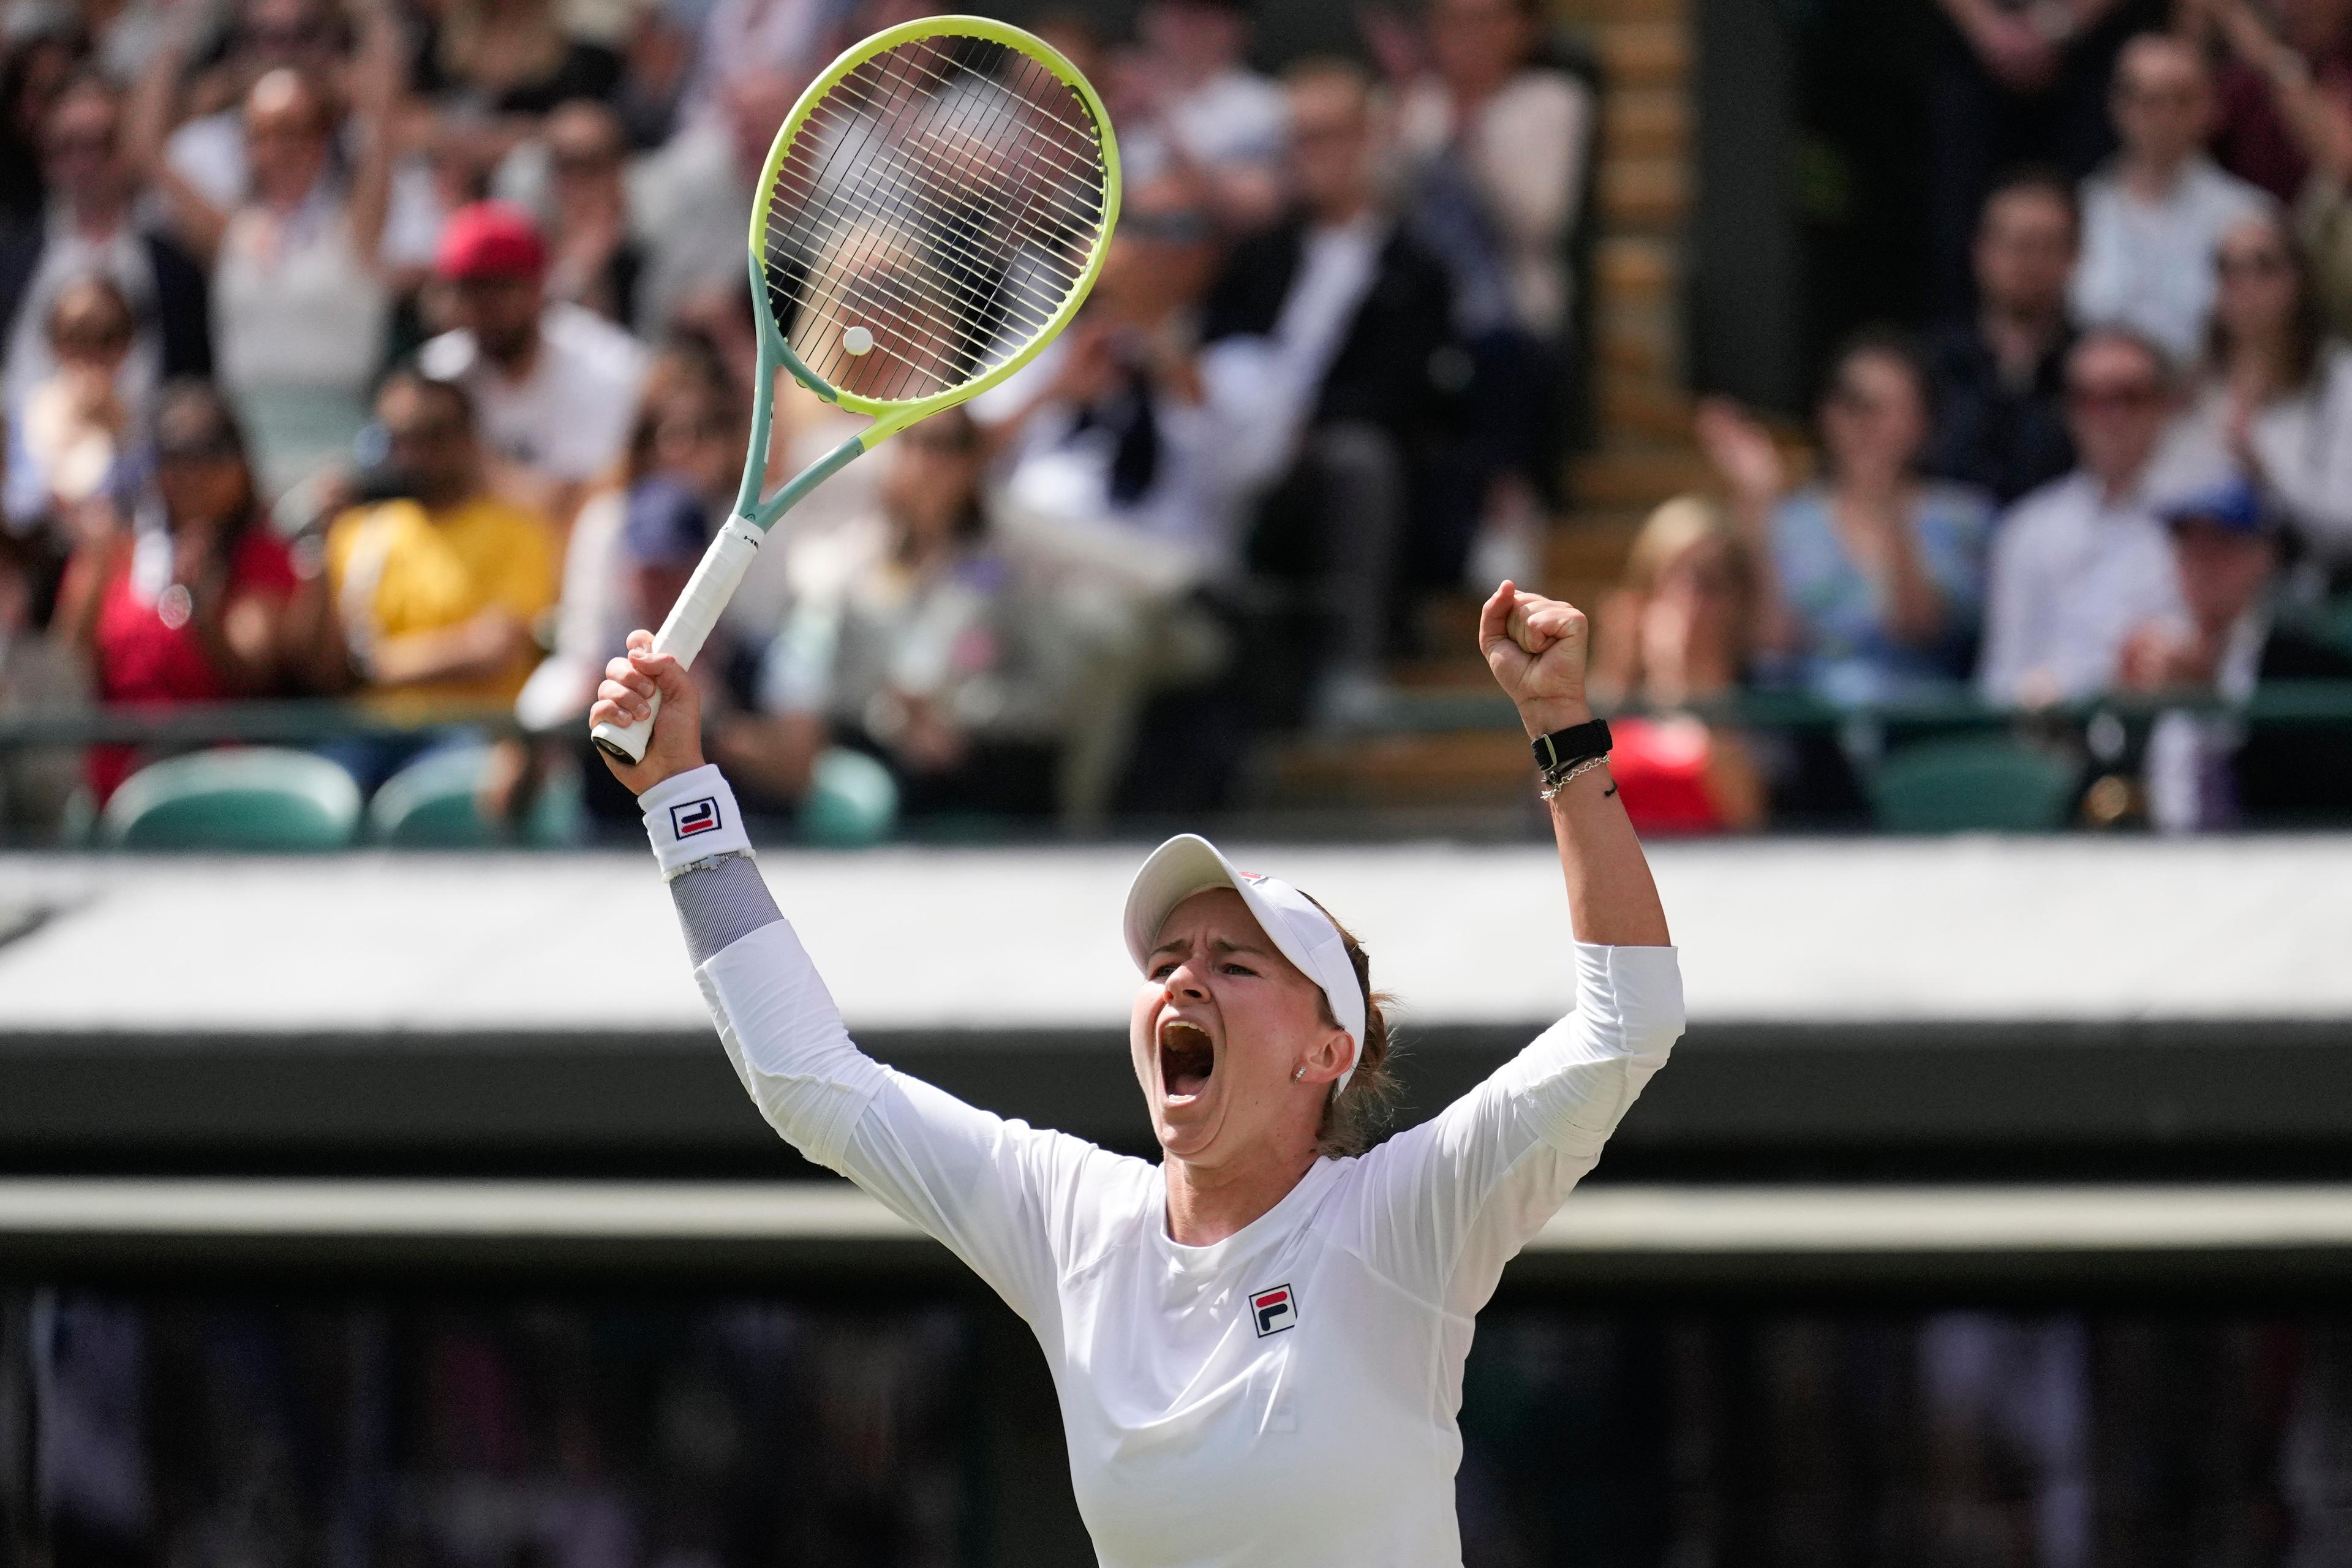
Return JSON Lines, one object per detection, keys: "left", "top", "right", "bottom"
{"left": 590, "top": 15, "right": 1121, "bottom": 763}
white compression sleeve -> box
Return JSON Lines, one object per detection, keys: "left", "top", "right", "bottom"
{"left": 698, "top": 919, "right": 890, "bottom": 1172}
{"left": 669, "top": 853, "right": 782, "bottom": 965}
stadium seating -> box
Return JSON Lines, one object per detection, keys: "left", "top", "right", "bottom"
{"left": 1867, "top": 734, "right": 2079, "bottom": 833}
{"left": 99, "top": 748, "right": 363, "bottom": 851}
{"left": 368, "top": 744, "right": 583, "bottom": 848}
{"left": 367, "top": 745, "right": 500, "bottom": 847}
{"left": 802, "top": 746, "right": 899, "bottom": 848}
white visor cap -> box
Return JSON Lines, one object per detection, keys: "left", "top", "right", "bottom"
{"left": 1122, "top": 834, "right": 1366, "bottom": 1096}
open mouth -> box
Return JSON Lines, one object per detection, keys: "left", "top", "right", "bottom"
{"left": 1158, "top": 1019, "right": 1215, "bottom": 1102}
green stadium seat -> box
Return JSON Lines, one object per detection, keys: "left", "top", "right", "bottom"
{"left": 368, "top": 744, "right": 584, "bottom": 848}
{"left": 100, "top": 747, "right": 362, "bottom": 851}
{"left": 802, "top": 747, "right": 898, "bottom": 848}
{"left": 1868, "top": 736, "right": 2079, "bottom": 834}
{"left": 368, "top": 745, "right": 498, "bottom": 847}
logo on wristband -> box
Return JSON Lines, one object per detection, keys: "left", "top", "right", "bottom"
{"left": 671, "top": 797, "right": 723, "bottom": 839}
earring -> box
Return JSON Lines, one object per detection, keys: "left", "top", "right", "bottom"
{"left": 1292, "top": 1065, "right": 1305, "bottom": 1082}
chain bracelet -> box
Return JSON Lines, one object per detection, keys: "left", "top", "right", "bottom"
{"left": 1537, "top": 752, "right": 1610, "bottom": 801}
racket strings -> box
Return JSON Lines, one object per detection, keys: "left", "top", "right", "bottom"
{"left": 808, "top": 47, "right": 1108, "bottom": 233}
{"left": 790, "top": 44, "right": 1107, "bottom": 268}
{"left": 771, "top": 117, "right": 1057, "bottom": 388}
{"left": 761, "top": 32, "right": 1110, "bottom": 404}
{"left": 864, "top": 57, "right": 1111, "bottom": 236}
{"left": 767, "top": 114, "right": 1071, "bottom": 353}
{"left": 768, "top": 58, "right": 1091, "bottom": 369}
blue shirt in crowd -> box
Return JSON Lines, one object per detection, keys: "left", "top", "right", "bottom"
{"left": 1765, "top": 481, "right": 1994, "bottom": 706}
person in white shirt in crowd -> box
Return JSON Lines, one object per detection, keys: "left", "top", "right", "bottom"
{"left": 136, "top": 0, "right": 444, "bottom": 279}
{"left": 419, "top": 200, "right": 648, "bottom": 525}
{"left": 139, "top": 31, "right": 402, "bottom": 504}
{"left": 2146, "top": 207, "right": 2352, "bottom": 570}
{"left": 2071, "top": 32, "right": 2273, "bottom": 362}
{"left": 0, "top": 72, "right": 212, "bottom": 489}
{"left": 590, "top": 568, "right": 1680, "bottom": 1568}
{"left": 147, "top": 0, "right": 344, "bottom": 204}
{"left": 1112, "top": 0, "right": 1288, "bottom": 230}
{"left": 1979, "top": 326, "right": 2187, "bottom": 705}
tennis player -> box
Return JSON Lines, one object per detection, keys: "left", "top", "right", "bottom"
{"left": 591, "top": 579, "right": 1681, "bottom": 1567}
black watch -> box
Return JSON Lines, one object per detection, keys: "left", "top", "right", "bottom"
{"left": 1531, "top": 718, "right": 1612, "bottom": 774}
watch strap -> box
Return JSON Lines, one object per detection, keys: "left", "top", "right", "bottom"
{"left": 1531, "top": 718, "right": 1612, "bottom": 773}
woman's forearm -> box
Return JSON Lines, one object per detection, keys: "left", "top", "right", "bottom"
{"left": 1544, "top": 753, "right": 1673, "bottom": 948}
{"left": 1519, "top": 698, "right": 1671, "bottom": 948}
{"left": 1485, "top": 586, "right": 1673, "bottom": 949}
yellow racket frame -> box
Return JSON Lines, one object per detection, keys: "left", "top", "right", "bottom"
{"left": 735, "top": 13, "right": 1123, "bottom": 530}
{"left": 591, "top": 15, "right": 1118, "bottom": 763}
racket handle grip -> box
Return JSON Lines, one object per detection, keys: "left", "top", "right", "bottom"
{"left": 590, "top": 516, "right": 763, "bottom": 764}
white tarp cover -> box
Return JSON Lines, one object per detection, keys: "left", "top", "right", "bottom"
{"left": 4, "top": 835, "right": 2350, "bottom": 1034}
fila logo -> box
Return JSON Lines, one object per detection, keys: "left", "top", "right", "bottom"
{"left": 670, "top": 797, "right": 723, "bottom": 839}
{"left": 1249, "top": 1283, "right": 1296, "bottom": 1338}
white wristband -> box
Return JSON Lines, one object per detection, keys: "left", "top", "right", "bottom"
{"left": 639, "top": 764, "right": 754, "bottom": 880}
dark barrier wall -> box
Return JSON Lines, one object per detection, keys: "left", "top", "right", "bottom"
{"left": 9, "top": 1018, "right": 2352, "bottom": 1182}
{"left": 8, "top": 1287, "right": 2352, "bottom": 1568}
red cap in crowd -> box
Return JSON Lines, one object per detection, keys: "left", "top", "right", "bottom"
{"left": 435, "top": 202, "right": 548, "bottom": 282}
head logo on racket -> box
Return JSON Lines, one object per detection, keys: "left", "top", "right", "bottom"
{"left": 1250, "top": 1284, "right": 1297, "bottom": 1337}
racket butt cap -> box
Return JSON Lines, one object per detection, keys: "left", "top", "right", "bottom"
{"left": 590, "top": 712, "right": 655, "bottom": 764}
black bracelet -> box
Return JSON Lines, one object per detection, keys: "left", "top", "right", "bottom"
{"left": 1531, "top": 718, "right": 1611, "bottom": 774}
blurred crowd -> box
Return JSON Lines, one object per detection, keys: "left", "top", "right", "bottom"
{"left": 0, "top": 0, "right": 1596, "bottom": 839}
{"left": 1599, "top": 2, "right": 2352, "bottom": 837}
{"left": 13, "top": 1291, "right": 2352, "bottom": 1567}
{"left": 1460, "top": 1307, "right": 2352, "bottom": 1568}
{"left": 10, "top": 1291, "right": 976, "bottom": 1567}
{"left": 0, "top": 0, "right": 2345, "bottom": 846}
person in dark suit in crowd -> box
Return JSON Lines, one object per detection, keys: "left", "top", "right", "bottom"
{"left": 1201, "top": 58, "right": 1461, "bottom": 725}
{"left": 2119, "top": 477, "right": 2352, "bottom": 828}
{"left": 1923, "top": 168, "right": 2081, "bottom": 506}
{"left": 0, "top": 72, "right": 209, "bottom": 489}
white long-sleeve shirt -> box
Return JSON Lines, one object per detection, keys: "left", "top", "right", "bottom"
{"left": 684, "top": 856, "right": 1683, "bottom": 1568}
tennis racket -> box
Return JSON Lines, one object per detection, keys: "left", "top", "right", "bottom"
{"left": 590, "top": 15, "right": 1121, "bottom": 763}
